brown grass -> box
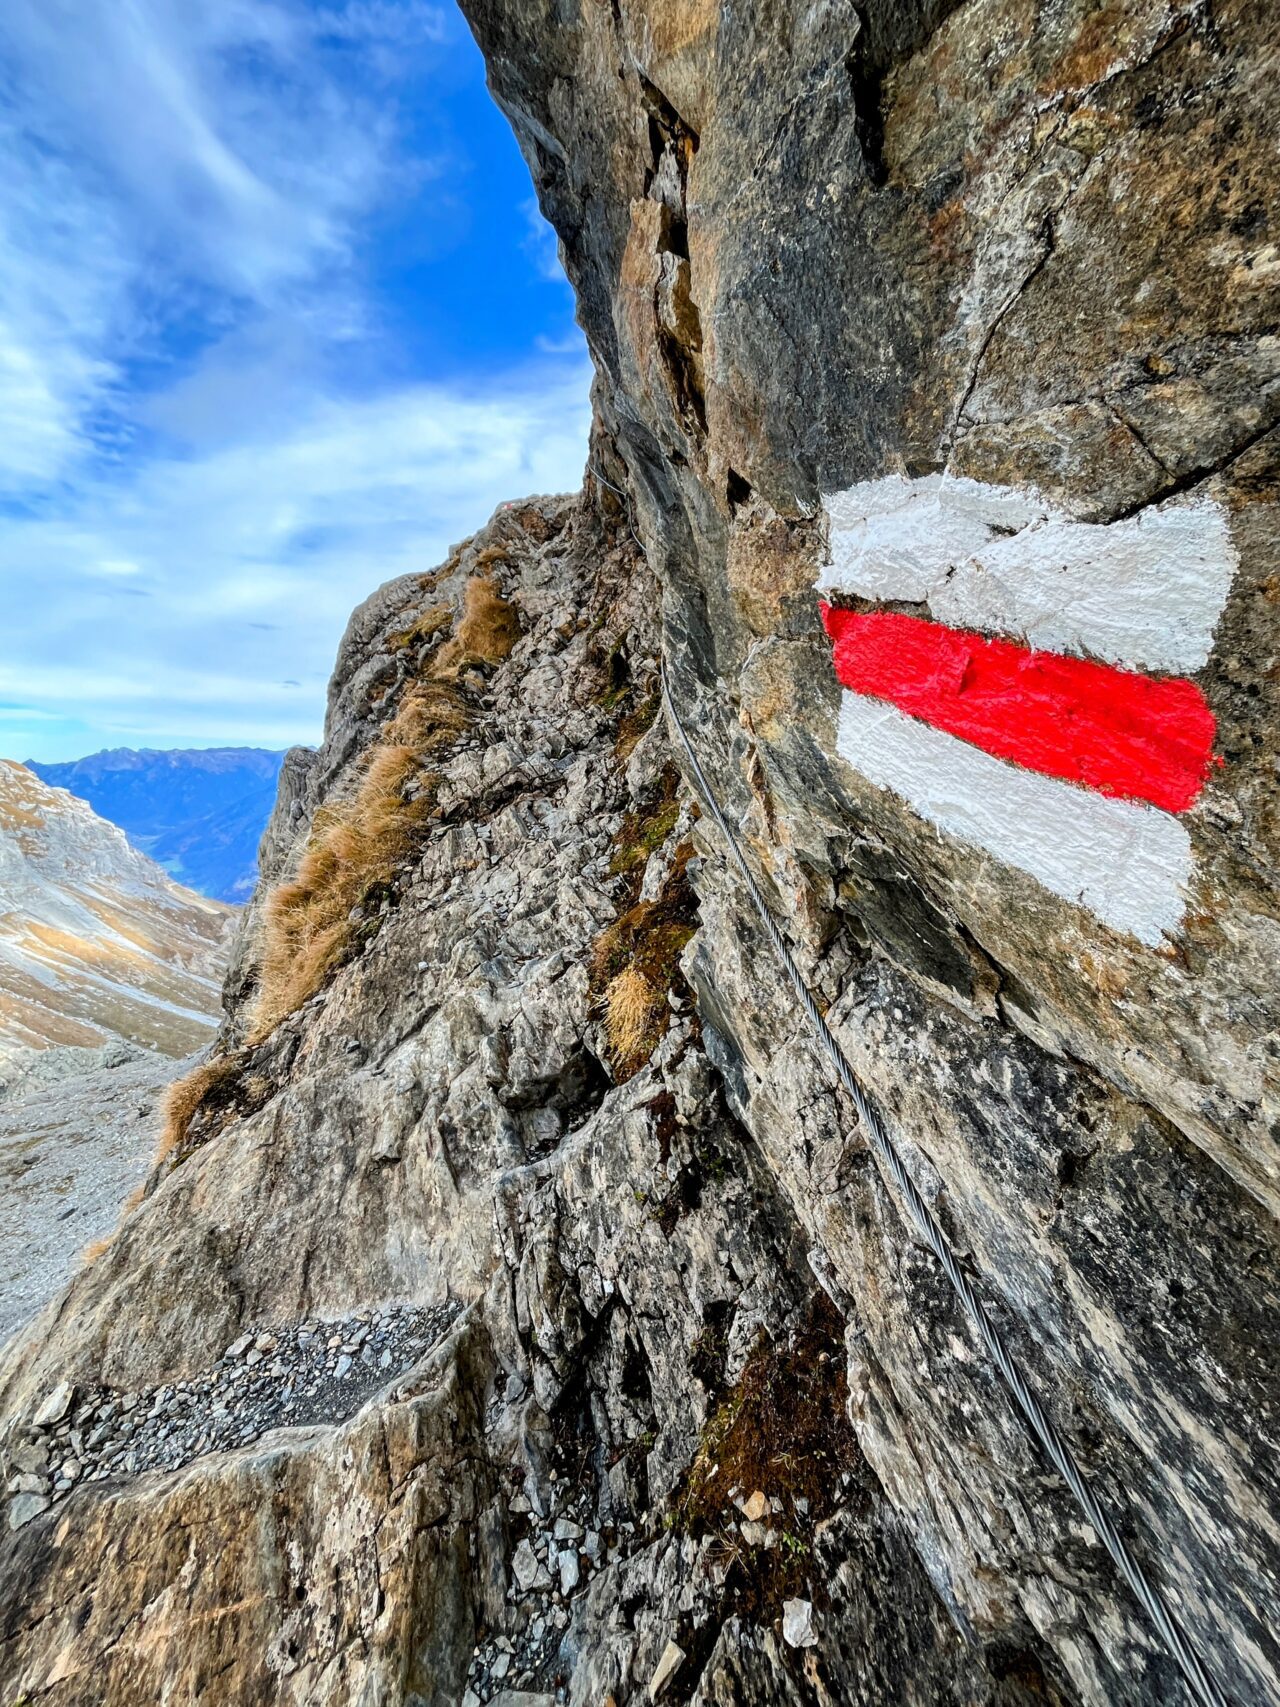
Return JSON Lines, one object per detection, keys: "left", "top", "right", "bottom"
{"left": 250, "top": 678, "right": 470, "bottom": 1040}
{"left": 592, "top": 841, "right": 697, "bottom": 1080}
{"left": 387, "top": 602, "right": 452, "bottom": 653}
{"left": 81, "top": 1235, "right": 114, "bottom": 1266}
{"left": 605, "top": 967, "right": 663, "bottom": 1065}
{"left": 432, "top": 573, "right": 520, "bottom": 679}
{"left": 248, "top": 573, "right": 517, "bottom": 1042}
{"left": 156, "top": 1048, "right": 250, "bottom": 1165}
{"left": 149, "top": 571, "right": 522, "bottom": 1162}
{"left": 470, "top": 544, "right": 510, "bottom": 570}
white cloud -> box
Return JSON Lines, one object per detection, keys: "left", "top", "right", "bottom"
{"left": 0, "top": 113, "right": 129, "bottom": 489}
{"left": 0, "top": 360, "right": 594, "bottom": 759}
{"left": 0, "top": 0, "right": 595, "bottom": 761}
{"left": 0, "top": 0, "right": 452, "bottom": 493}
{"left": 1, "top": 0, "right": 423, "bottom": 298}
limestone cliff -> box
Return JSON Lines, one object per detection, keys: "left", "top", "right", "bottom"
{"left": 2, "top": 4, "right": 1278, "bottom": 1706}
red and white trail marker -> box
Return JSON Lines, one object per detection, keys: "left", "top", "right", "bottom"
{"left": 818, "top": 474, "right": 1238, "bottom": 944}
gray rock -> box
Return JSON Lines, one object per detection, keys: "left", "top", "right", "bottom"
{"left": 8, "top": 1492, "right": 49, "bottom": 1530}
{"left": 33, "top": 1382, "right": 73, "bottom": 1429}
{"left": 2, "top": 57, "right": 1278, "bottom": 1694}
{"left": 9, "top": 1439, "right": 48, "bottom": 1476}
{"left": 782, "top": 1598, "right": 818, "bottom": 1649}
{"left": 511, "top": 1537, "right": 542, "bottom": 1594}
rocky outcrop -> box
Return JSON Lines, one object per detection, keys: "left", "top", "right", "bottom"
{"left": 3, "top": 3, "right": 1279, "bottom": 1705}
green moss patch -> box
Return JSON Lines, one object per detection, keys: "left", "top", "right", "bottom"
{"left": 672, "top": 1292, "right": 863, "bottom": 1618}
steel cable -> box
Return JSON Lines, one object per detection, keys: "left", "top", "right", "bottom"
{"left": 660, "top": 660, "right": 1230, "bottom": 1707}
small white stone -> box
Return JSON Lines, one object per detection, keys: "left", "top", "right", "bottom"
{"left": 649, "top": 1639, "right": 685, "bottom": 1700}
{"left": 557, "top": 1549, "right": 580, "bottom": 1595}
{"left": 782, "top": 1598, "right": 818, "bottom": 1649}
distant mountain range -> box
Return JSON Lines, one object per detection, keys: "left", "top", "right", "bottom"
{"left": 28, "top": 747, "right": 284, "bottom": 903}
{"left": 0, "top": 760, "right": 232, "bottom": 1059}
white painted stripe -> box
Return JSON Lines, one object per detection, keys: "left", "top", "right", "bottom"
{"left": 820, "top": 474, "right": 1237, "bottom": 675}
{"left": 836, "top": 692, "right": 1192, "bottom": 944}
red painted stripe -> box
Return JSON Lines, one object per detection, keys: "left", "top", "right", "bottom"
{"left": 820, "top": 605, "right": 1216, "bottom": 814}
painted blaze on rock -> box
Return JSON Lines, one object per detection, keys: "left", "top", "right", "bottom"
{"left": 818, "top": 474, "right": 1237, "bottom": 945}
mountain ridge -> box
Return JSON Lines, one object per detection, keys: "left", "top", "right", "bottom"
{"left": 0, "top": 759, "right": 232, "bottom": 1060}
{"left": 28, "top": 746, "right": 286, "bottom": 903}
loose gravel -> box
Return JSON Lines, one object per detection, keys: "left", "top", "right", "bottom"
{"left": 4, "top": 1300, "right": 459, "bottom": 1527}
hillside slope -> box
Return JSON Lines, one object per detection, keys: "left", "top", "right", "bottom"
{"left": 29, "top": 748, "right": 283, "bottom": 903}
{"left": 0, "top": 761, "right": 232, "bottom": 1057}
{"left": 0, "top": 1042, "right": 181, "bottom": 1345}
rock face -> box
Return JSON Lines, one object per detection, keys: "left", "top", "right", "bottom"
{"left": 0, "top": 760, "right": 233, "bottom": 1055}
{"left": 2, "top": 4, "right": 1279, "bottom": 1706}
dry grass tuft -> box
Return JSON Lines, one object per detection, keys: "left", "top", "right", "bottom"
{"left": 471, "top": 544, "right": 510, "bottom": 570}
{"left": 156, "top": 1049, "right": 250, "bottom": 1165}
{"left": 387, "top": 602, "right": 452, "bottom": 654}
{"left": 605, "top": 966, "right": 663, "bottom": 1065}
{"left": 433, "top": 575, "right": 521, "bottom": 678}
{"left": 250, "top": 677, "right": 470, "bottom": 1039}
{"left": 246, "top": 574, "right": 517, "bottom": 1040}
{"left": 592, "top": 841, "right": 697, "bottom": 1081}
{"left": 81, "top": 1235, "right": 114, "bottom": 1266}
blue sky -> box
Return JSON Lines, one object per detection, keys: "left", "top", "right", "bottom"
{"left": 0, "top": 0, "right": 592, "bottom": 763}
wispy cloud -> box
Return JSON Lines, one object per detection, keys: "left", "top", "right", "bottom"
{"left": 0, "top": 0, "right": 447, "bottom": 494}
{"left": 0, "top": 0, "right": 592, "bottom": 760}
{"left": 1, "top": 360, "right": 593, "bottom": 757}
